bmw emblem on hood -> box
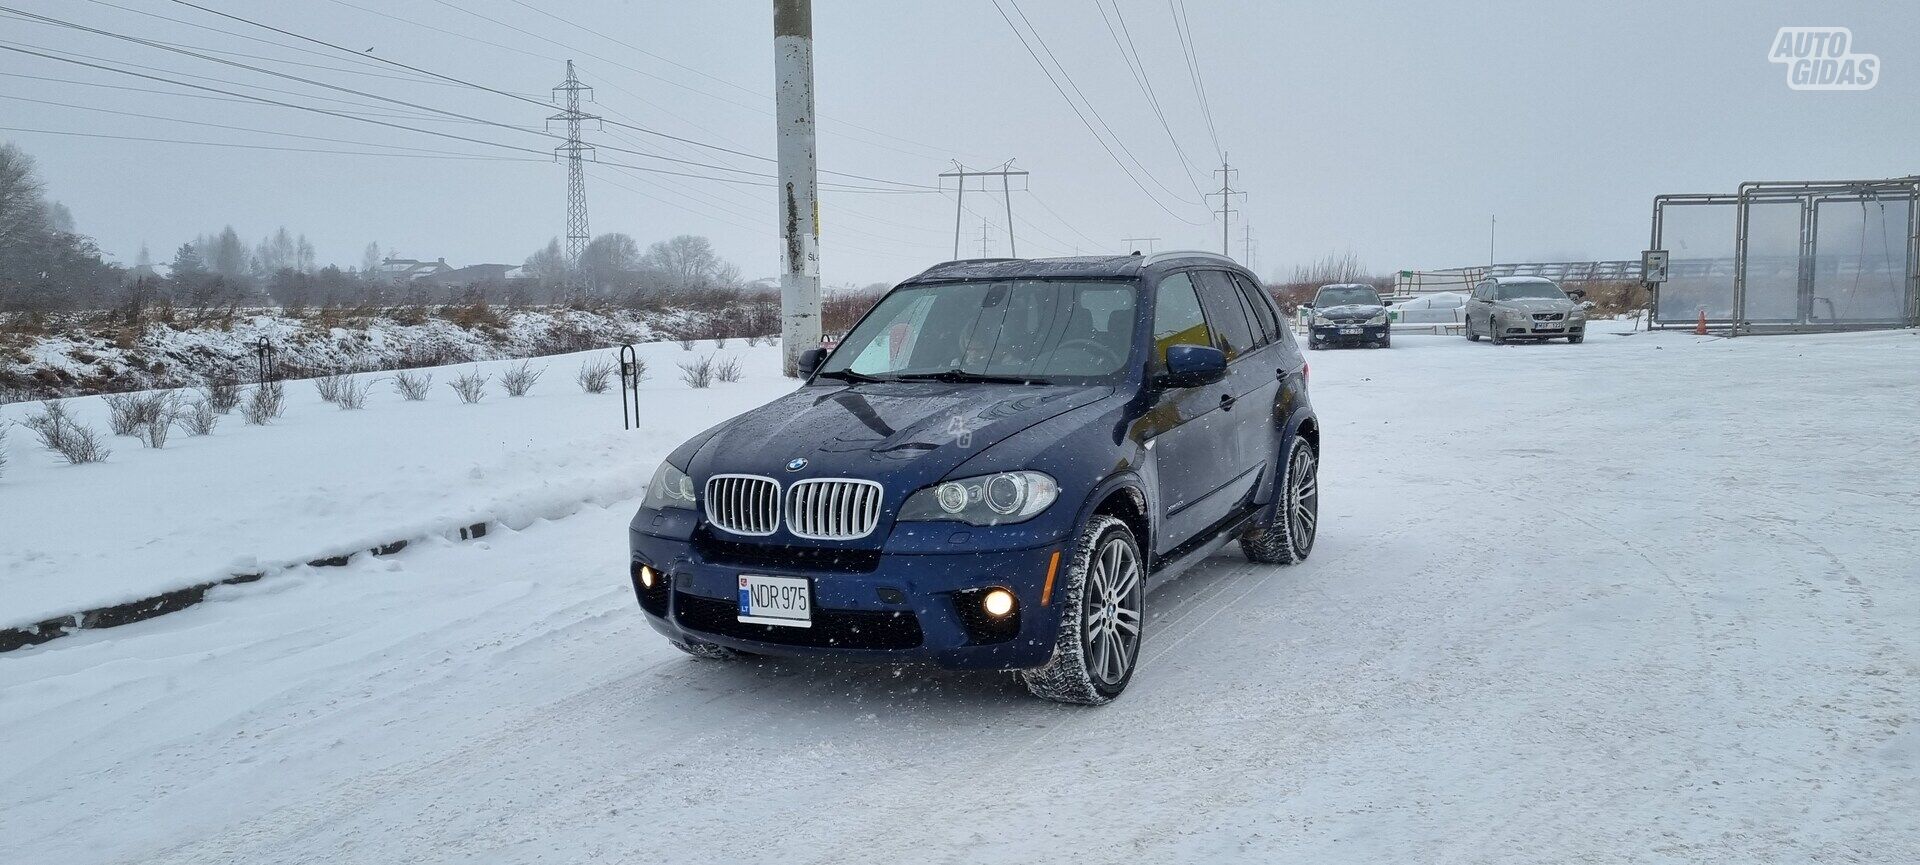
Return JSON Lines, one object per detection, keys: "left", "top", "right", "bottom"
{"left": 785, "top": 457, "right": 808, "bottom": 472}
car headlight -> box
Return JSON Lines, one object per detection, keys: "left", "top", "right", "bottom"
{"left": 1366, "top": 312, "right": 1388, "bottom": 325}
{"left": 1567, "top": 308, "right": 1586, "bottom": 320}
{"left": 900, "top": 471, "right": 1059, "bottom": 526}
{"left": 642, "top": 461, "right": 697, "bottom": 510}
{"left": 1312, "top": 315, "right": 1333, "bottom": 326}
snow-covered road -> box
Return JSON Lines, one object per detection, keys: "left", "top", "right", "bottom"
{"left": 4, "top": 325, "right": 1917, "bottom": 863}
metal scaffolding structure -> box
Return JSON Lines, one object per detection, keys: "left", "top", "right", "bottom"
{"left": 1650, "top": 177, "right": 1919, "bottom": 333}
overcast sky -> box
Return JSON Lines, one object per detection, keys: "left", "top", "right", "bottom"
{"left": 2, "top": 0, "right": 1914, "bottom": 286}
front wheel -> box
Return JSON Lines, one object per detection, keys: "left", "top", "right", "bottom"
{"left": 1022, "top": 515, "right": 1144, "bottom": 706}
{"left": 1240, "top": 435, "right": 1318, "bottom": 565}
{"left": 1568, "top": 333, "right": 1584, "bottom": 344}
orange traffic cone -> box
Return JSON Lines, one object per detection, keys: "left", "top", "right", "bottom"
{"left": 1694, "top": 309, "right": 1708, "bottom": 335}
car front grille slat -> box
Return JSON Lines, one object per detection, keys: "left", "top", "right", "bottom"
{"left": 787, "top": 478, "right": 883, "bottom": 540}
{"left": 705, "top": 474, "right": 780, "bottom": 536}
{"left": 1533, "top": 312, "right": 1565, "bottom": 321}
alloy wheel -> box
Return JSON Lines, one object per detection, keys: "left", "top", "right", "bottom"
{"left": 1287, "top": 444, "right": 1319, "bottom": 553}
{"left": 1081, "top": 535, "right": 1143, "bottom": 687}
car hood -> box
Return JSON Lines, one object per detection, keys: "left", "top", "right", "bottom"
{"left": 1316, "top": 303, "right": 1386, "bottom": 320}
{"left": 1494, "top": 297, "right": 1575, "bottom": 313}
{"left": 688, "top": 381, "right": 1112, "bottom": 490}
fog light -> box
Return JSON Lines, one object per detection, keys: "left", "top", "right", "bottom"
{"left": 982, "top": 588, "right": 1015, "bottom": 618}
{"left": 639, "top": 564, "right": 657, "bottom": 589}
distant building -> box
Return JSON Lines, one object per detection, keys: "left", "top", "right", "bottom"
{"left": 415, "top": 263, "right": 515, "bottom": 288}
{"left": 373, "top": 256, "right": 454, "bottom": 284}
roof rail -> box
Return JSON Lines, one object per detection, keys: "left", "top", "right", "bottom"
{"left": 1142, "top": 249, "right": 1239, "bottom": 268}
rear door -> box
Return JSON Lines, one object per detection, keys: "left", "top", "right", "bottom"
{"left": 1192, "top": 269, "right": 1274, "bottom": 516}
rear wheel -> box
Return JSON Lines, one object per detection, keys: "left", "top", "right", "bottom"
{"left": 1240, "top": 435, "right": 1318, "bottom": 565}
{"left": 1466, "top": 315, "right": 1481, "bottom": 341}
{"left": 1022, "top": 515, "right": 1144, "bottom": 706}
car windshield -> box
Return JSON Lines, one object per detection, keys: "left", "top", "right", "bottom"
{"left": 1496, "top": 282, "right": 1567, "bottom": 300}
{"left": 818, "top": 279, "right": 1138, "bottom": 383}
{"left": 1315, "top": 286, "right": 1380, "bottom": 306}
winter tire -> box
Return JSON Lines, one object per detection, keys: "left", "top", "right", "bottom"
{"left": 1466, "top": 317, "right": 1481, "bottom": 341}
{"left": 1240, "top": 434, "right": 1318, "bottom": 565}
{"left": 1022, "top": 515, "right": 1144, "bottom": 706}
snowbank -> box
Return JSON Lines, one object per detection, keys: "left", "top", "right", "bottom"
{"left": 0, "top": 339, "right": 794, "bottom": 629}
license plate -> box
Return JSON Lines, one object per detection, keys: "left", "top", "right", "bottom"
{"left": 738, "top": 574, "right": 811, "bottom": 627}
{"left": 1339, "top": 327, "right": 1362, "bottom": 334}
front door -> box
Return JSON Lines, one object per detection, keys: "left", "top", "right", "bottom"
{"left": 1136, "top": 271, "right": 1235, "bottom": 554}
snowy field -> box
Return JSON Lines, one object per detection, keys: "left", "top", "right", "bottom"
{"left": 1, "top": 339, "right": 788, "bottom": 628}
{"left": 3, "top": 323, "right": 1917, "bottom": 863}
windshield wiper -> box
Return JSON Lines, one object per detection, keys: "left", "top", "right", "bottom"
{"left": 813, "top": 368, "right": 885, "bottom": 383}
{"left": 890, "top": 369, "right": 1042, "bottom": 385}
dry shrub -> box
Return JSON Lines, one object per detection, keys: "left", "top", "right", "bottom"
{"left": 240, "top": 381, "right": 286, "bottom": 425}
{"left": 500, "top": 361, "right": 544, "bottom": 397}
{"left": 23, "top": 401, "right": 110, "bottom": 463}
{"left": 577, "top": 356, "right": 617, "bottom": 393}
{"left": 714, "top": 355, "right": 743, "bottom": 383}
{"left": 333, "top": 374, "right": 373, "bottom": 410}
{"left": 181, "top": 399, "right": 219, "bottom": 435}
{"left": 449, "top": 369, "right": 488, "bottom": 404}
{"left": 103, "top": 391, "right": 172, "bottom": 436}
{"left": 313, "top": 372, "right": 350, "bottom": 405}
{"left": 678, "top": 336, "right": 696, "bottom": 351}
{"left": 678, "top": 354, "right": 714, "bottom": 389}
{"left": 200, "top": 374, "right": 240, "bottom": 414}
{"left": 392, "top": 369, "right": 432, "bottom": 401}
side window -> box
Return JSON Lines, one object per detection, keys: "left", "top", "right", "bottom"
{"left": 1151, "top": 273, "right": 1212, "bottom": 369}
{"left": 1194, "top": 270, "right": 1257, "bottom": 361}
{"left": 1232, "top": 273, "right": 1281, "bottom": 345}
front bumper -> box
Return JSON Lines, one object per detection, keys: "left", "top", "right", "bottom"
{"left": 1497, "top": 319, "right": 1585, "bottom": 337}
{"left": 630, "top": 526, "right": 1065, "bottom": 670}
{"left": 1310, "top": 323, "right": 1389, "bottom": 345}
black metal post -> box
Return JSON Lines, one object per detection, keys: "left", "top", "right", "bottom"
{"left": 255, "top": 337, "right": 275, "bottom": 385}
{"left": 618, "top": 343, "right": 639, "bottom": 430}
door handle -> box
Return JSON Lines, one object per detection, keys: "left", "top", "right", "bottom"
{"left": 1219, "top": 393, "right": 1236, "bottom": 411}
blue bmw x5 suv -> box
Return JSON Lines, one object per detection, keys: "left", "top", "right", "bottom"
{"left": 629, "top": 251, "right": 1319, "bottom": 704}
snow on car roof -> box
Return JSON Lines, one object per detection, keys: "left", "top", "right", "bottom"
{"left": 1490, "top": 276, "right": 1560, "bottom": 284}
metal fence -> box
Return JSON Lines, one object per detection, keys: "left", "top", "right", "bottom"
{"left": 1650, "top": 177, "right": 1919, "bottom": 332}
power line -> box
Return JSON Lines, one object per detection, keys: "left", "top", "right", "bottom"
{"left": 0, "top": 124, "right": 530, "bottom": 161}
{"left": 1092, "top": 0, "right": 1207, "bottom": 195}
{"left": 159, "top": 0, "right": 940, "bottom": 190}
{"left": 1168, "top": 0, "right": 1222, "bottom": 157}
{"left": 0, "top": 42, "right": 910, "bottom": 191}
{"left": 1003, "top": 0, "right": 1201, "bottom": 207}
{"left": 987, "top": 0, "right": 1205, "bottom": 225}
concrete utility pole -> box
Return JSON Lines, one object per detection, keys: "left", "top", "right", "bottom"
{"left": 1122, "top": 236, "right": 1161, "bottom": 255}
{"left": 774, "top": 0, "right": 820, "bottom": 376}
{"left": 1207, "top": 155, "right": 1245, "bottom": 259}
{"left": 939, "top": 161, "right": 1028, "bottom": 260}
{"left": 1489, "top": 214, "right": 1497, "bottom": 266}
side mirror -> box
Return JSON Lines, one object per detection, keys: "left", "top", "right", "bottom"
{"left": 797, "top": 347, "right": 826, "bottom": 377}
{"left": 1157, "top": 344, "right": 1228, "bottom": 389}
{"left": 1380, "top": 297, "right": 1395, "bottom": 306}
